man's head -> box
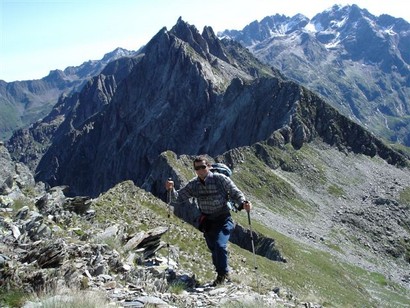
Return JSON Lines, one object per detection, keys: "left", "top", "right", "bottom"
{"left": 193, "top": 155, "right": 211, "bottom": 179}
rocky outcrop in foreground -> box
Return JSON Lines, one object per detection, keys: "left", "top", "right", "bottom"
{"left": 0, "top": 180, "right": 320, "bottom": 307}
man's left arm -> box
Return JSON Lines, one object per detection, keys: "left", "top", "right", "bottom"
{"left": 224, "top": 177, "right": 251, "bottom": 211}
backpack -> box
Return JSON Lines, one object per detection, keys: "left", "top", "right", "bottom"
{"left": 210, "top": 163, "right": 232, "bottom": 177}
{"left": 210, "top": 163, "right": 238, "bottom": 212}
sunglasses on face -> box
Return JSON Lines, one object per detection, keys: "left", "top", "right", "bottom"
{"left": 194, "top": 165, "right": 207, "bottom": 171}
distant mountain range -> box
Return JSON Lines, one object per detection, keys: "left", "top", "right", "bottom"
{"left": 2, "top": 5, "right": 409, "bottom": 148}
{"left": 0, "top": 47, "right": 136, "bottom": 140}
{"left": 5, "top": 16, "right": 408, "bottom": 196}
{"left": 220, "top": 4, "right": 410, "bottom": 146}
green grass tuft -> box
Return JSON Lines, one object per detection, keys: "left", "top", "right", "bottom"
{"left": 399, "top": 186, "right": 410, "bottom": 207}
{"left": 0, "top": 288, "right": 27, "bottom": 308}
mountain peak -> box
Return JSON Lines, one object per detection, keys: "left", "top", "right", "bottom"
{"left": 43, "top": 69, "right": 67, "bottom": 83}
{"left": 171, "top": 17, "right": 200, "bottom": 37}
{"left": 169, "top": 17, "right": 210, "bottom": 59}
{"left": 101, "top": 47, "right": 134, "bottom": 62}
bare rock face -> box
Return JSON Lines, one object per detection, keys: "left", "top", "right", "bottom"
{"left": 21, "top": 239, "right": 66, "bottom": 268}
{"left": 0, "top": 142, "right": 36, "bottom": 205}
{"left": 6, "top": 56, "right": 139, "bottom": 174}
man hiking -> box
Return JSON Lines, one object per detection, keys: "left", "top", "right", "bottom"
{"left": 165, "top": 155, "right": 252, "bottom": 286}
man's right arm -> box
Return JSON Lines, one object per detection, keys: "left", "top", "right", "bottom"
{"left": 165, "top": 179, "right": 194, "bottom": 203}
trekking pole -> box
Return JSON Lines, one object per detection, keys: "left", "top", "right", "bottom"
{"left": 166, "top": 178, "right": 172, "bottom": 272}
{"left": 247, "top": 209, "right": 260, "bottom": 292}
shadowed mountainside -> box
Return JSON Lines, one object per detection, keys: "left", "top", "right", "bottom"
{"left": 6, "top": 18, "right": 407, "bottom": 198}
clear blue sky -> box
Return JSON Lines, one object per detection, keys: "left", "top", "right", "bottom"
{"left": 1, "top": 0, "right": 408, "bottom": 82}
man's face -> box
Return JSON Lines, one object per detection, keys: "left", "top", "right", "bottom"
{"left": 194, "top": 160, "right": 210, "bottom": 179}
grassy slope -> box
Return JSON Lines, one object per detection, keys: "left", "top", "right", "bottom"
{"left": 223, "top": 142, "right": 410, "bottom": 307}
{"left": 4, "top": 140, "right": 408, "bottom": 307}
{"left": 94, "top": 164, "right": 409, "bottom": 308}
{"left": 0, "top": 100, "right": 21, "bottom": 140}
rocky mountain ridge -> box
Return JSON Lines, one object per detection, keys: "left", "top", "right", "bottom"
{"left": 6, "top": 54, "right": 140, "bottom": 173}
{"left": 6, "top": 18, "right": 408, "bottom": 198}
{"left": 0, "top": 48, "right": 136, "bottom": 141}
{"left": 220, "top": 4, "right": 410, "bottom": 146}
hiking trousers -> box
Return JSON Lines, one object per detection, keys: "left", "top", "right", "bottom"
{"left": 203, "top": 215, "right": 235, "bottom": 275}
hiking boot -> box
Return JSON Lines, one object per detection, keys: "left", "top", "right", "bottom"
{"left": 212, "top": 273, "right": 231, "bottom": 286}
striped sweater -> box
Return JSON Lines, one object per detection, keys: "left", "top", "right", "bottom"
{"left": 171, "top": 172, "right": 246, "bottom": 218}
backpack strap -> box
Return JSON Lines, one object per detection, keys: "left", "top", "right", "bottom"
{"left": 213, "top": 173, "right": 238, "bottom": 212}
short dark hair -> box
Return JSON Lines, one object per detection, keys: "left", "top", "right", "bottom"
{"left": 193, "top": 155, "right": 210, "bottom": 166}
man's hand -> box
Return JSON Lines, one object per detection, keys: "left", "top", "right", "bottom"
{"left": 165, "top": 179, "right": 174, "bottom": 191}
{"left": 243, "top": 200, "right": 252, "bottom": 212}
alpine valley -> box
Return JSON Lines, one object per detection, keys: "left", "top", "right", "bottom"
{"left": 1, "top": 4, "right": 410, "bottom": 308}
